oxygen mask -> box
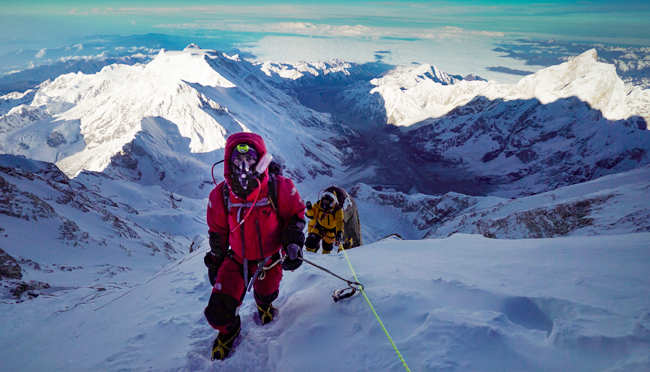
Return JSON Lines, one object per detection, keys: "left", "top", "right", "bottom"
{"left": 231, "top": 143, "right": 258, "bottom": 192}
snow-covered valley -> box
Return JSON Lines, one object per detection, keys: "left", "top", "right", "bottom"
{"left": 1, "top": 45, "right": 649, "bottom": 371}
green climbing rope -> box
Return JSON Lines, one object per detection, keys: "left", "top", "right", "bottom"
{"left": 340, "top": 246, "right": 412, "bottom": 372}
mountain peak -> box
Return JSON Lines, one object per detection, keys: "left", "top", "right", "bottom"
{"left": 146, "top": 48, "right": 235, "bottom": 88}
{"left": 570, "top": 48, "right": 598, "bottom": 63}
{"left": 371, "top": 63, "right": 462, "bottom": 90}
{"left": 512, "top": 47, "right": 632, "bottom": 120}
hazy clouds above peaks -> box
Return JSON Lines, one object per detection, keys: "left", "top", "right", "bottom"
{"left": 1, "top": 1, "right": 649, "bottom": 85}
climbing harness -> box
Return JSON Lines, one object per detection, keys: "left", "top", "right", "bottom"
{"left": 229, "top": 178, "right": 262, "bottom": 233}
{"left": 246, "top": 255, "right": 272, "bottom": 293}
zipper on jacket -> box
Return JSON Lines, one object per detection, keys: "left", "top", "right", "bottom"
{"left": 256, "top": 219, "right": 264, "bottom": 259}
{"left": 240, "top": 206, "right": 248, "bottom": 286}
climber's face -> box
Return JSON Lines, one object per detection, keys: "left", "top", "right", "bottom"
{"left": 321, "top": 195, "right": 334, "bottom": 210}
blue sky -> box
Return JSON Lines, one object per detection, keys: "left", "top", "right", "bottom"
{"left": 1, "top": 1, "right": 649, "bottom": 83}
{"left": 4, "top": 1, "right": 649, "bottom": 40}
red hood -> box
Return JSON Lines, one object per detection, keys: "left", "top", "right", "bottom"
{"left": 224, "top": 132, "right": 268, "bottom": 189}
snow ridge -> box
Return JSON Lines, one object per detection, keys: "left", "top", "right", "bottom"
{"left": 359, "top": 49, "right": 650, "bottom": 127}
{"left": 351, "top": 165, "right": 650, "bottom": 241}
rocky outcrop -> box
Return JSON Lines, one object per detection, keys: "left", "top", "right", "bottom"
{"left": 402, "top": 94, "right": 649, "bottom": 197}
{"left": 474, "top": 196, "right": 613, "bottom": 239}
{"left": 0, "top": 248, "right": 21, "bottom": 280}
{"left": 0, "top": 248, "right": 50, "bottom": 302}
{"left": 0, "top": 175, "right": 57, "bottom": 221}
{"left": 0, "top": 155, "right": 170, "bottom": 251}
{"left": 352, "top": 166, "right": 650, "bottom": 240}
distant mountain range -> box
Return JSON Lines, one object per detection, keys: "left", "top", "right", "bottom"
{"left": 1, "top": 45, "right": 649, "bottom": 298}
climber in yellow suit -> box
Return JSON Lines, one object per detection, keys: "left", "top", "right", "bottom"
{"left": 305, "top": 191, "right": 344, "bottom": 254}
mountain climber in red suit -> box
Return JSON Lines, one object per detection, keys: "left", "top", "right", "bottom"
{"left": 203, "top": 132, "right": 306, "bottom": 360}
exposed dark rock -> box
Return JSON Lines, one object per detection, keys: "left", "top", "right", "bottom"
{"left": 102, "top": 212, "right": 140, "bottom": 239}
{"left": 477, "top": 195, "right": 614, "bottom": 238}
{"left": 59, "top": 219, "right": 82, "bottom": 241}
{"left": 0, "top": 175, "right": 57, "bottom": 221}
{"left": 10, "top": 280, "right": 50, "bottom": 300}
{"left": 516, "top": 149, "right": 537, "bottom": 163}
{"left": 46, "top": 131, "right": 66, "bottom": 147}
{"left": 0, "top": 248, "right": 22, "bottom": 280}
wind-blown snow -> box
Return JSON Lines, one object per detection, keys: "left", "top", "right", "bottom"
{"left": 1, "top": 234, "right": 648, "bottom": 371}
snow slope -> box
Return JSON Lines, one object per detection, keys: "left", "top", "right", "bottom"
{"left": 1, "top": 234, "right": 648, "bottom": 371}
{"left": 0, "top": 154, "right": 204, "bottom": 300}
{"left": 351, "top": 165, "right": 650, "bottom": 241}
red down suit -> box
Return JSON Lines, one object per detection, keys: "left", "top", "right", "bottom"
{"left": 205, "top": 132, "right": 305, "bottom": 333}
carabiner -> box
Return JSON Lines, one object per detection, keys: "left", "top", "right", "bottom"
{"left": 332, "top": 286, "right": 358, "bottom": 302}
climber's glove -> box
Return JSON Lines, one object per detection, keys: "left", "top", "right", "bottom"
{"left": 282, "top": 243, "right": 303, "bottom": 271}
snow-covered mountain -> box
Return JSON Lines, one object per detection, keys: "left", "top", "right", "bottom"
{"left": 265, "top": 49, "right": 650, "bottom": 197}
{"left": 2, "top": 47, "right": 648, "bottom": 198}
{"left": 0, "top": 53, "right": 154, "bottom": 96}
{"left": 351, "top": 165, "right": 650, "bottom": 241}
{"left": 0, "top": 45, "right": 343, "bottom": 197}
{"left": 397, "top": 92, "right": 649, "bottom": 197}
{"left": 1, "top": 45, "right": 650, "bottom": 371}
{"left": 353, "top": 49, "right": 650, "bottom": 128}
{"left": 0, "top": 154, "right": 205, "bottom": 300}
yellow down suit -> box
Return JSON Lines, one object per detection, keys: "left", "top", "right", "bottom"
{"left": 306, "top": 201, "right": 344, "bottom": 245}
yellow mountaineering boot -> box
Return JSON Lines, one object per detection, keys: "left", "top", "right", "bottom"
{"left": 257, "top": 303, "right": 277, "bottom": 325}
{"left": 211, "top": 316, "right": 241, "bottom": 360}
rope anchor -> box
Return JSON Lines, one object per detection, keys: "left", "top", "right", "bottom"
{"left": 297, "top": 256, "right": 362, "bottom": 302}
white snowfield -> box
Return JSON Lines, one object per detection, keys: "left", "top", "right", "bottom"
{"left": 0, "top": 234, "right": 648, "bottom": 371}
